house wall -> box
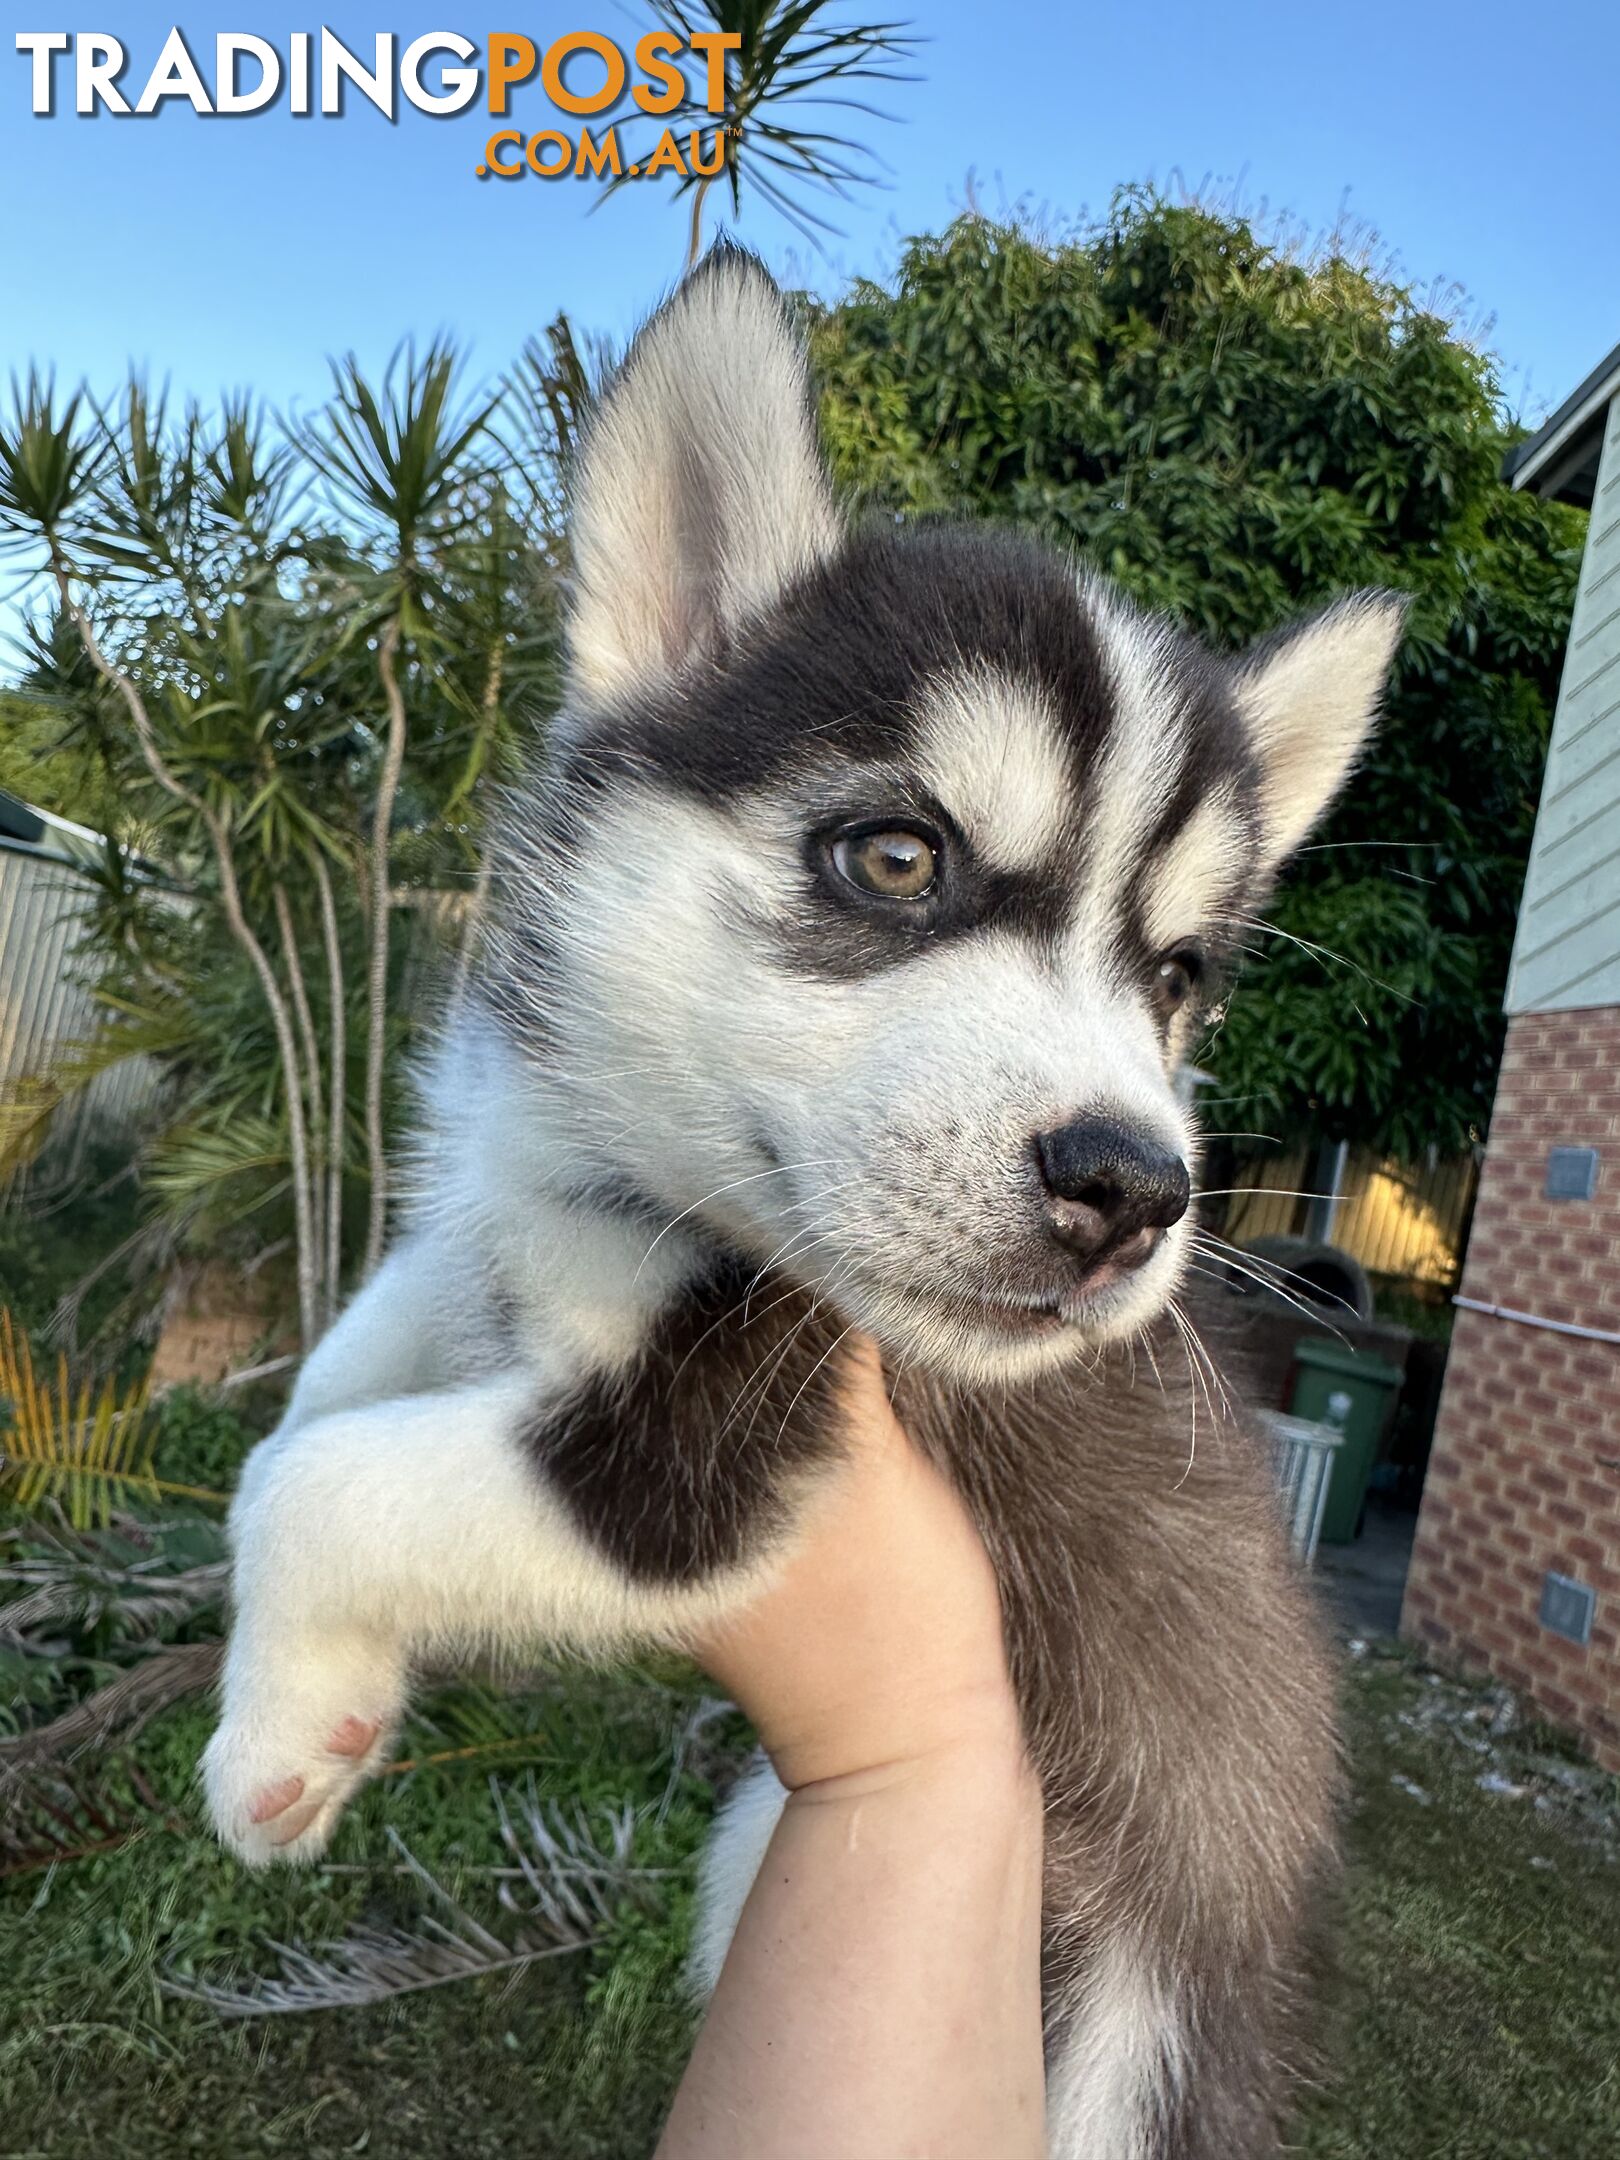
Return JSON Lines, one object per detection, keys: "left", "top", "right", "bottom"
{"left": 1402, "top": 1007, "right": 1620, "bottom": 1770}
{"left": 1507, "top": 389, "right": 1620, "bottom": 1013}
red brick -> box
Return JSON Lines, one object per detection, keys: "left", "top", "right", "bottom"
{"left": 1403, "top": 1007, "right": 1620, "bottom": 1768}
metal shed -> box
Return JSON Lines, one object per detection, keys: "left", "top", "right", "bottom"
{"left": 0, "top": 790, "right": 154, "bottom": 1187}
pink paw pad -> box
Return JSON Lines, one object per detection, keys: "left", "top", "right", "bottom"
{"left": 249, "top": 1774, "right": 306, "bottom": 1824}
{"left": 268, "top": 1797, "right": 325, "bottom": 1847}
{"left": 326, "top": 1715, "right": 382, "bottom": 1759}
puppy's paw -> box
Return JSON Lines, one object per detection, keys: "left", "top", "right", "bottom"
{"left": 202, "top": 1636, "right": 405, "bottom": 1868}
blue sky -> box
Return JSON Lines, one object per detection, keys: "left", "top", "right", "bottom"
{"left": 2, "top": 2, "right": 1617, "bottom": 431}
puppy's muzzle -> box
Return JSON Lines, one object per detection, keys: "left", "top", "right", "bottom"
{"left": 1035, "top": 1118, "right": 1190, "bottom": 1274}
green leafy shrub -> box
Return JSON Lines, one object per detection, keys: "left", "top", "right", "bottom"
{"left": 147, "top": 1387, "right": 260, "bottom": 1494}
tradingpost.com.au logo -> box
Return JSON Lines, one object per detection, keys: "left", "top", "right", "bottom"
{"left": 13, "top": 26, "right": 739, "bottom": 182}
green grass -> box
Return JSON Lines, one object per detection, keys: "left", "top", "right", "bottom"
{"left": 2, "top": 1342, "right": 1615, "bottom": 2160}
{"left": 3, "top": 1640, "right": 1615, "bottom": 2158}
{"left": 1295, "top": 1648, "right": 1620, "bottom": 2159}
{"left": 2, "top": 1667, "right": 752, "bottom": 2160}
{"left": 1, "top": 1363, "right": 749, "bottom": 2160}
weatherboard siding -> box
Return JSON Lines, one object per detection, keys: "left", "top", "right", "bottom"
{"left": 1508, "top": 389, "right": 1620, "bottom": 1015}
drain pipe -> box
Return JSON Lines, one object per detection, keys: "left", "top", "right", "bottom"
{"left": 1452, "top": 1294, "right": 1620, "bottom": 1348}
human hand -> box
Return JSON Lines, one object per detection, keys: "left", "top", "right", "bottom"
{"left": 663, "top": 1338, "right": 1046, "bottom": 2158}
{"left": 690, "top": 1335, "right": 1023, "bottom": 1794}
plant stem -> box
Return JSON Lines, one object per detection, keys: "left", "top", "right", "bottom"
{"left": 51, "top": 561, "right": 321, "bottom": 1350}
{"left": 363, "top": 612, "right": 409, "bottom": 1278}
{"left": 274, "top": 881, "right": 325, "bottom": 1314}
{"left": 686, "top": 177, "right": 714, "bottom": 271}
{"left": 313, "top": 850, "right": 347, "bottom": 1323}
{"left": 452, "top": 638, "right": 505, "bottom": 1006}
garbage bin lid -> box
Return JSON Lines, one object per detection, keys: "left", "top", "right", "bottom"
{"left": 1260, "top": 1410, "right": 1346, "bottom": 1449}
{"left": 1291, "top": 1338, "right": 1404, "bottom": 1385}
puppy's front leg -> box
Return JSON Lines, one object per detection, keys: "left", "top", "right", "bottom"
{"left": 203, "top": 1373, "right": 762, "bottom": 1866}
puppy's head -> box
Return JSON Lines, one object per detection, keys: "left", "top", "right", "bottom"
{"left": 492, "top": 250, "right": 1403, "bottom": 1385}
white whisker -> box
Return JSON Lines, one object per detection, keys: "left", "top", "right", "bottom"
{"left": 633, "top": 1160, "right": 848, "bottom": 1280}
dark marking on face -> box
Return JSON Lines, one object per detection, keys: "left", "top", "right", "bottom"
{"left": 567, "top": 523, "right": 1119, "bottom": 811}
{"left": 544, "top": 524, "right": 1260, "bottom": 989}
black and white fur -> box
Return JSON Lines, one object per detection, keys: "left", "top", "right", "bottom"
{"left": 204, "top": 250, "right": 1403, "bottom": 2158}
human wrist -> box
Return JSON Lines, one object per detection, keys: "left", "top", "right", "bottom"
{"left": 767, "top": 1680, "right": 1030, "bottom": 1800}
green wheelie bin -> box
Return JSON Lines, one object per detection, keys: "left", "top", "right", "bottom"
{"left": 1288, "top": 1338, "right": 1405, "bottom": 1544}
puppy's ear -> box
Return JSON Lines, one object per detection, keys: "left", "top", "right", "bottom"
{"left": 565, "top": 244, "right": 840, "bottom": 709}
{"left": 1233, "top": 592, "right": 1406, "bottom": 867}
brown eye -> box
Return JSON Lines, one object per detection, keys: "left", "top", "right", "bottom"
{"left": 1154, "top": 950, "right": 1201, "bottom": 1010}
{"left": 832, "top": 828, "right": 938, "bottom": 901}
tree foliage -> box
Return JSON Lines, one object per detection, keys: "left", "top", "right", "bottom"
{"left": 809, "top": 196, "right": 1586, "bottom": 1155}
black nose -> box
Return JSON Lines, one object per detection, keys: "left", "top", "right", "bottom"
{"left": 1034, "top": 1119, "right": 1190, "bottom": 1266}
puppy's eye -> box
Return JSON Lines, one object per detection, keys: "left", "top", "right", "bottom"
{"left": 832, "top": 828, "right": 938, "bottom": 901}
{"left": 1154, "top": 948, "right": 1203, "bottom": 1011}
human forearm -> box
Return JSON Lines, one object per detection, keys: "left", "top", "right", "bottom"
{"left": 657, "top": 1716, "right": 1046, "bottom": 2160}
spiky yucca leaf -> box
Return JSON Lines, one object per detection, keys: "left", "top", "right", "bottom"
{"left": 169, "top": 1809, "right": 655, "bottom": 2016}
{"left": 300, "top": 340, "right": 497, "bottom": 565}
{"left": 0, "top": 1762, "right": 167, "bottom": 1880}
{"left": 0, "top": 370, "right": 106, "bottom": 550}
{"left": 604, "top": 0, "right": 920, "bottom": 257}
{"left": 0, "top": 1520, "right": 226, "bottom": 1644}
{"left": 0, "top": 1640, "right": 223, "bottom": 1780}
{"left": 0, "top": 1310, "right": 226, "bottom": 1525}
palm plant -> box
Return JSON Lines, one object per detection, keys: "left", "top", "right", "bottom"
{"left": 500, "top": 312, "right": 605, "bottom": 551}
{"left": 0, "top": 366, "right": 559, "bottom": 1346}
{"left": 0, "top": 1307, "right": 227, "bottom": 1525}
{"left": 0, "top": 15, "right": 917, "bottom": 1346}
{"left": 296, "top": 343, "right": 501, "bottom": 1276}
{"left": 169, "top": 1805, "right": 653, "bottom": 2015}
{"left": 609, "top": 2, "right": 920, "bottom": 264}
{"left": 1, "top": 380, "right": 333, "bottom": 1342}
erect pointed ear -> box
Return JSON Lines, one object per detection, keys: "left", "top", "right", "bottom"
{"left": 565, "top": 244, "right": 841, "bottom": 710}
{"left": 1232, "top": 592, "right": 1407, "bottom": 867}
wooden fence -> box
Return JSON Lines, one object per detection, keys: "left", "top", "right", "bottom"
{"left": 1221, "top": 1143, "right": 1478, "bottom": 1289}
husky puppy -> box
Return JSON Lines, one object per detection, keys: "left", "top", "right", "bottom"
{"left": 204, "top": 249, "right": 1402, "bottom": 2157}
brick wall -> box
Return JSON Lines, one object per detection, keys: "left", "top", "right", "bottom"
{"left": 1403, "top": 1007, "right": 1620, "bottom": 1770}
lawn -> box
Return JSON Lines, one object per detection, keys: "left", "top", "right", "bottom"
{"left": 1, "top": 1254, "right": 1616, "bottom": 2157}
{"left": 1297, "top": 1650, "right": 1619, "bottom": 2158}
